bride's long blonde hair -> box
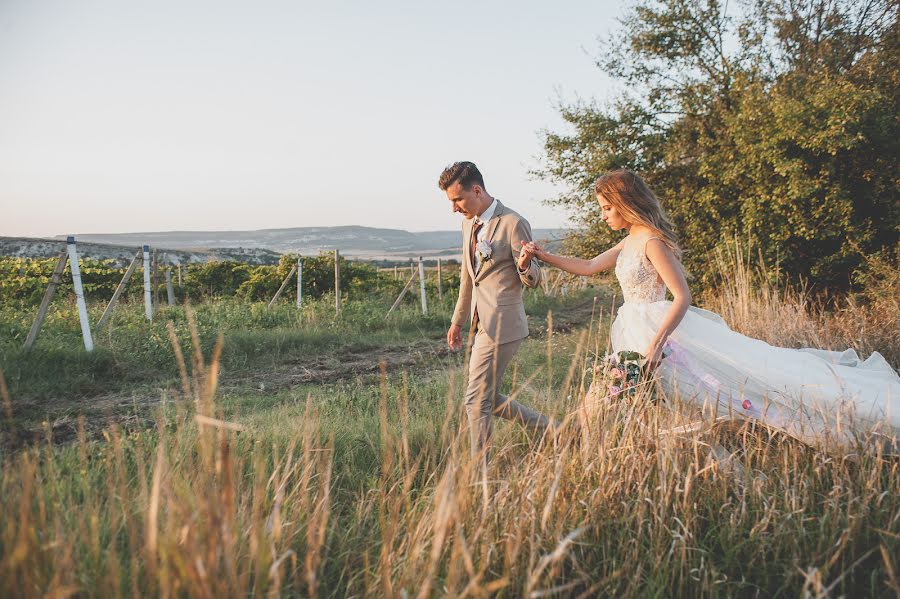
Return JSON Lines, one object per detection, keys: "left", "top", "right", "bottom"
{"left": 594, "top": 169, "right": 682, "bottom": 258}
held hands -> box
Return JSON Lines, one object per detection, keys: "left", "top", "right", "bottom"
{"left": 447, "top": 323, "right": 462, "bottom": 351}
{"left": 518, "top": 240, "right": 547, "bottom": 270}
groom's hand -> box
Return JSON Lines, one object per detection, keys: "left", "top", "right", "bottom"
{"left": 447, "top": 324, "right": 462, "bottom": 351}
{"left": 517, "top": 241, "right": 533, "bottom": 270}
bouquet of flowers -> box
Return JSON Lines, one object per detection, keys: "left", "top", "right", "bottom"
{"left": 592, "top": 348, "right": 669, "bottom": 403}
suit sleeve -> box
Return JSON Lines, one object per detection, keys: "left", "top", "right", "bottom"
{"left": 452, "top": 227, "right": 473, "bottom": 327}
{"left": 511, "top": 217, "right": 542, "bottom": 289}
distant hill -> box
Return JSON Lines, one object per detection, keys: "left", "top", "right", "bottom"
{"left": 0, "top": 237, "right": 283, "bottom": 266}
{"left": 1, "top": 225, "right": 569, "bottom": 264}
{"left": 54, "top": 225, "right": 568, "bottom": 259}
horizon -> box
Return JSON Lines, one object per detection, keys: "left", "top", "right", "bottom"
{"left": 3, "top": 222, "right": 570, "bottom": 241}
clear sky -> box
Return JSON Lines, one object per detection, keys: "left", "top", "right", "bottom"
{"left": 0, "top": 0, "right": 621, "bottom": 237}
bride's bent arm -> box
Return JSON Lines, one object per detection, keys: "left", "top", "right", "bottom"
{"left": 524, "top": 239, "right": 625, "bottom": 276}
{"left": 644, "top": 238, "right": 692, "bottom": 366}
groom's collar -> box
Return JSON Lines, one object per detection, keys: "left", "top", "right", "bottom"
{"left": 474, "top": 197, "right": 498, "bottom": 226}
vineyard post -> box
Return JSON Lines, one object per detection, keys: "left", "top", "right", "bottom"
{"left": 268, "top": 265, "right": 297, "bottom": 308}
{"left": 296, "top": 258, "right": 303, "bottom": 307}
{"left": 143, "top": 245, "right": 152, "bottom": 320}
{"left": 437, "top": 258, "right": 443, "bottom": 300}
{"left": 334, "top": 249, "right": 341, "bottom": 314}
{"left": 385, "top": 267, "right": 419, "bottom": 317}
{"left": 67, "top": 236, "right": 94, "bottom": 352}
{"left": 177, "top": 263, "right": 182, "bottom": 287}
{"left": 393, "top": 265, "right": 398, "bottom": 280}
{"left": 166, "top": 269, "right": 175, "bottom": 305}
{"left": 152, "top": 250, "right": 160, "bottom": 316}
{"left": 23, "top": 250, "right": 68, "bottom": 350}
{"left": 418, "top": 256, "right": 427, "bottom": 314}
{"left": 97, "top": 250, "right": 141, "bottom": 331}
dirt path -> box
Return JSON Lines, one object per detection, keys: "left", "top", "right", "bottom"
{"left": 3, "top": 293, "right": 609, "bottom": 450}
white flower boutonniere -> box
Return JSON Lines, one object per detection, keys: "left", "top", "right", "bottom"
{"left": 475, "top": 240, "right": 493, "bottom": 262}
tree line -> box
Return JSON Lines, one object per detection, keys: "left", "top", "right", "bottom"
{"left": 538, "top": 0, "right": 898, "bottom": 291}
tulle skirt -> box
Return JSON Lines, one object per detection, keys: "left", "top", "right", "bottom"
{"left": 610, "top": 301, "right": 900, "bottom": 451}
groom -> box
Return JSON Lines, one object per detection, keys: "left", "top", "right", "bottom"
{"left": 440, "top": 161, "right": 553, "bottom": 459}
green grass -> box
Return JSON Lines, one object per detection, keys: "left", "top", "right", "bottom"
{"left": 0, "top": 292, "right": 451, "bottom": 398}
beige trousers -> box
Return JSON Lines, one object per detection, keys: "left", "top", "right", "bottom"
{"left": 464, "top": 329, "right": 551, "bottom": 458}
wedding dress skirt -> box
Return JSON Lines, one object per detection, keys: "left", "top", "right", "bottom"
{"left": 611, "top": 301, "right": 900, "bottom": 450}
{"left": 606, "top": 235, "right": 900, "bottom": 451}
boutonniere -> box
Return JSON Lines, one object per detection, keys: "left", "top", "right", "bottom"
{"left": 475, "top": 240, "right": 493, "bottom": 262}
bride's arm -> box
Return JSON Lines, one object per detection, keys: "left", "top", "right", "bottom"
{"left": 521, "top": 239, "right": 625, "bottom": 276}
{"left": 644, "top": 238, "right": 692, "bottom": 366}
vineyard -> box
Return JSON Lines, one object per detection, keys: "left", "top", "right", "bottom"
{"left": 0, "top": 253, "right": 461, "bottom": 306}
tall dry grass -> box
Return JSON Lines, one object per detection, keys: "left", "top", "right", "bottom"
{"left": 1, "top": 253, "right": 898, "bottom": 597}
{"left": 704, "top": 238, "right": 899, "bottom": 367}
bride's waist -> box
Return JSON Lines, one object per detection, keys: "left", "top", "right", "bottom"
{"left": 620, "top": 299, "right": 670, "bottom": 307}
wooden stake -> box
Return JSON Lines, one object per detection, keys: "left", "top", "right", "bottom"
{"left": 23, "top": 251, "right": 68, "bottom": 350}
{"left": 334, "top": 249, "right": 341, "bottom": 314}
{"left": 549, "top": 270, "right": 564, "bottom": 296}
{"left": 268, "top": 265, "right": 298, "bottom": 308}
{"left": 437, "top": 258, "right": 443, "bottom": 300}
{"left": 97, "top": 251, "right": 141, "bottom": 331}
{"left": 142, "top": 245, "right": 152, "bottom": 321}
{"left": 177, "top": 263, "right": 182, "bottom": 287}
{"left": 166, "top": 270, "right": 175, "bottom": 305}
{"left": 386, "top": 268, "right": 419, "bottom": 317}
{"left": 67, "top": 236, "right": 94, "bottom": 352}
{"left": 152, "top": 250, "right": 160, "bottom": 315}
{"left": 296, "top": 258, "right": 303, "bottom": 307}
{"left": 418, "top": 256, "right": 427, "bottom": 314}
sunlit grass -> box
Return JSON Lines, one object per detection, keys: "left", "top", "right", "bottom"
{"left": 0, "top": 254, "right": 897, "bottom": 597}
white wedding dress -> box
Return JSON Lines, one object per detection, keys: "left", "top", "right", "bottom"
{"left": 608, "top": 235, "right": 900, "bottom": 451}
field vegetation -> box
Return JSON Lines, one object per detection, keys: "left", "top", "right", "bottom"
{"left": 0, "top": 242, "right": 897, "bottom": 597}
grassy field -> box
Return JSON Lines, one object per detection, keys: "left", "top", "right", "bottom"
{"left": 0, "top": 251, "right": 898, "bottom": 597}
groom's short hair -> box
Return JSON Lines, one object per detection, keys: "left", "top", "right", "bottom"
{"left": 438, "top": 161, "right": 486, "bottom": 191}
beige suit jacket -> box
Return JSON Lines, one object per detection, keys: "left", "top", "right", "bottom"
{"left": 451, "top": 200, "right": 543, "bottom": 344}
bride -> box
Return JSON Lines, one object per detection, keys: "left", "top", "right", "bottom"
{"left": 522, "top": 169, "right": 900, "bottom": 451}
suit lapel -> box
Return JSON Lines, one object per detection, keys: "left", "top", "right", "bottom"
{"left": 474, "top": 201, "right": 504, "bottom": 282}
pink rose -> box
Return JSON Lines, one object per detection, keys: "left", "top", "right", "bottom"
{"left": 610, "top": 367, "right": 625, "bottom": 379}
{"left": 608, "top": 385, "right": 622, "bottom": 397}
{"left": 741, "top": 399, "right": 752, "bottom": 410}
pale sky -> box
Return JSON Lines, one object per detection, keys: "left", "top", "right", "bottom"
{"left": 0, "top": 0, "right": 620, "bottom": 237}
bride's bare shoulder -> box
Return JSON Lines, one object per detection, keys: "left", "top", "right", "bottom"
{"left": 625, "top": 230, "right": 658, "bottom": 249}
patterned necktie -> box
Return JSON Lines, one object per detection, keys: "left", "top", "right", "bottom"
{"left": 470, "top": 219, "right": 483, "bottom": 272}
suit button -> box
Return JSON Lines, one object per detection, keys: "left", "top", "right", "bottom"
{"left": 474, "top": 282, "right": 479, "bottom": 287}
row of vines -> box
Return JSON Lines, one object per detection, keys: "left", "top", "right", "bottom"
{"left": 1, "top": 253, "right": 461, "bottom": 306}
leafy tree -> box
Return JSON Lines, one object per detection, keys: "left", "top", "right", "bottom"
{"left": 537, "top": 0, "right": 898, "bottom": 289}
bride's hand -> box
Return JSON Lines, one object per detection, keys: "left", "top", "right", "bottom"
{"left": 643, "top": 343, "right": 665, "bottom": 372}
{"left": 519, "top": 241, "right": 547, "bottom": 261}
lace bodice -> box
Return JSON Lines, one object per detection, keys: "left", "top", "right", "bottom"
{"left": 615, "top": 236, "right": 667, "bottom": 304}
